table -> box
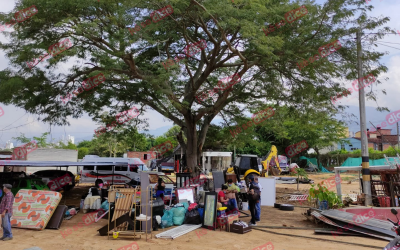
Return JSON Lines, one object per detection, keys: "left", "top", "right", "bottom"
{"left": 83, "top": 195, "right": 101, "bottom": 213}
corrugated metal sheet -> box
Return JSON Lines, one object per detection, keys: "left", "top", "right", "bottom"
{"left": 320, "top": 210, "right": 396, "bottom": 238}
{"left": 311, "top": 211, "right": 393, "bottom": 241}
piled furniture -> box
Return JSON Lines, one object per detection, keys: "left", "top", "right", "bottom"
{"left": 104, "top": 185, "right": 153, "bottom": 241}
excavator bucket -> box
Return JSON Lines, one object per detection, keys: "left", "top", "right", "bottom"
{"left": 269, "top": 166, "right": 281, "bottom": 176}
{"left": 261, "top": 145, "right": 282, "bottom": 176}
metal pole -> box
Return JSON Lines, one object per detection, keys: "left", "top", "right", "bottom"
{"left": 357, "top": 30, "right": 372, "bottom": 206}
{"left": 397, "top": 122, "right": 399, "bottom": 149}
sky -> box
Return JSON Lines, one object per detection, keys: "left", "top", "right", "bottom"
{"left": 0, "top": 0, "right": 399, "bottom": 148}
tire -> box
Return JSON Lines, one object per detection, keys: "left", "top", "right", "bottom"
{"left": 274, "top": 203, "right": 281, "bottom": 208}
{"left": 279, "top": 204, "right": 294, "bottom": 211}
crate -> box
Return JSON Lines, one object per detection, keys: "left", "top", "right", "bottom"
{"left": 230, "top": 223, "right": 252, "bottom": 234}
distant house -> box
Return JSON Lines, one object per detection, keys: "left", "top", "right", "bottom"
{"left": 127, "top": 151, "right": 158, "bottom": 165}
{"left": 337, "top": 137, "right": 362, "bottom": 152}
{"left": 339, "top": 127, "right": 399, "bottom": 151}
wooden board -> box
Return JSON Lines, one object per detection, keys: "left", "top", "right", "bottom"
{"left": 110, "top": 186, "right": 138, "bottom": 231}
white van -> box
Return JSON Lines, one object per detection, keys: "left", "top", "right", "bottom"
{"left": 80, "top": 155, "right": 148, "bottom": 186}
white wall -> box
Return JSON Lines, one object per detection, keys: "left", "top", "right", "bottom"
{"left": 26, "top": 148, "right": 79, "bottom": 174}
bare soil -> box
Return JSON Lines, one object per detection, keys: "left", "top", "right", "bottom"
{"left": 1, "top": 173, "right": 387, "bottom": 250}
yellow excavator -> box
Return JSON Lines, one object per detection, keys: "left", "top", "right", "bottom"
{"left": 226, "top": 145, "right": 282, "bottom": 181}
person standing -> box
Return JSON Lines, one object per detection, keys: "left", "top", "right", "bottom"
{"left": 247, "top": 176, "right": 260, "bottom": 226}
{"left": 154, "top": 178, "right": 165, "bottom": 199}
{"left": 225, "top": 179, "right": 240, "bottom": 211}
{"left": 254, "top": 177, "right": 263, "bottom": 222}
{"left": 0, "top": 184, "right": 14, "bottom": 241}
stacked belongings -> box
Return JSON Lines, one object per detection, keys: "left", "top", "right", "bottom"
{"left": 183, "top": 203, "right": 201, "bottom": 225}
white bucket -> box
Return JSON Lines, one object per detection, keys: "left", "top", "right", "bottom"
{"left": 242, "top": 202, "right": 249, "bottom": 211}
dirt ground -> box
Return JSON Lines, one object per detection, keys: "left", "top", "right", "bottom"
{"left": 1, "top": 173, "right": 388, "bottom": 250}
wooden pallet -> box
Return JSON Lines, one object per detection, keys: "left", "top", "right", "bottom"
{"left": 110, "top": 186, "right": 138, "bottom": 231}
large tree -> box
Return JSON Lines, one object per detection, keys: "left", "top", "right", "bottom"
{"left": 0, "top": 0, "right": 391, "bottom": 172}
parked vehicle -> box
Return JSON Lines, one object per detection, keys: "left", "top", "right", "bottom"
{"left": 384, "top": 208, "right": 400, "bottom": 249}
{"left": 0, "top": 176, "right": 48, "bottom": 202}
{"left": 228, "top": 145, "right": 282, "bottom": 182}
{"left": 80, "top": 155, "right": 148, "bottom": 187}
{"left": 32, "top": 170, "right": 75, "bottom": 191}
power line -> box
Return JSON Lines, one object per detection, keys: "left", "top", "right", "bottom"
{"left": 0, "top": 120, "right": 35, "bottom": 131}
{"left": 374, "top": 42, "right": 400, "bottom": 51}
{"left": 374, "top": 41, "right": 400, "bottom": 45}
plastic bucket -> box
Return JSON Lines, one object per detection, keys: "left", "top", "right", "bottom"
{"left": 242, "top": 202, "right": 249, "bottom": 211}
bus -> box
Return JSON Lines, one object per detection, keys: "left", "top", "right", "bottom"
{"left": 80, "top": 155, "right": 148, "bottom": 186}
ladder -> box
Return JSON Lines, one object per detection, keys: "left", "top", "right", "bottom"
{"left": 155, "top": 224, "right": 202, "bottom": 239}
{"left": 384, "top": 154, "right": 400, "bottom": 169}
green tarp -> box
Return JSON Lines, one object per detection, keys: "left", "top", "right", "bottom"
{"left": 299, "top": 156, "right": 331, "bottom": 172}
{"left": 340, "top": 157, "right": 396, "bottom": 167}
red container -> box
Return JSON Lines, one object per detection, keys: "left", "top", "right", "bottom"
{"left": 378, "top": 196, "right": 391, "bottom": 207}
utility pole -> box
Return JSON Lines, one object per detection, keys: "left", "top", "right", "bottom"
{"left": 397, "top": 122, "right": 399, "bottom": 150}
{"left": 357, "top": 30, "right": 372, "bottom": 206}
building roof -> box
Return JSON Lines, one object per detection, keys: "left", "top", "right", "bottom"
{"left": 352, "top": 136, "right": 399, "bottom": 146}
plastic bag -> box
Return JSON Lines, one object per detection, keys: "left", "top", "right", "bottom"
{"left": 183, "top": 209, "right": 201, "bottom": 225}
{"left": 197, "top": 208, "right": 204, "bottom": 221}
{"left": 161, "top": 209, "right": 174, "bottom": 228}
{"left": 172, "top": 207, "right": 186, "bottom": 226}
{"left": 100, "top": 200, "right": 109, "bottom": 211}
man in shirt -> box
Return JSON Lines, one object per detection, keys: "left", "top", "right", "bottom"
{"left": 225, "top": 179, "right": 240, "bottom": 211}
{"left": 0, "top": 184, "right": 14, "bottom": 241}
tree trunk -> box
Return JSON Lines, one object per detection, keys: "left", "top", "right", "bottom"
{"left": 315, "top": 147, "right": 321, "bottom": 171}
{"left": 185, "top": 120, "right": 198, "bottom": 175}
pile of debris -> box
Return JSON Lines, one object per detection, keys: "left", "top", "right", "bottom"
{"left": 310, "top": 209, "right": 396, "bottom": 240}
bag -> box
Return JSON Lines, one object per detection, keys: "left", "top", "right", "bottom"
{"left": 183, "top": 209, "right": 201, "bottom": 225}
{"left": 172, "top": 207, "right": 186, "bottom": 226}
{"left": 248, "top": 184, "right": 261, "bottom": 201}
{"left": 161, "top": 209, "right": 174, "bottom": 228}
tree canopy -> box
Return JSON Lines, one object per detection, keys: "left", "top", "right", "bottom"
{"left": 0, "top": 0, "right": 391, "bottom": 172}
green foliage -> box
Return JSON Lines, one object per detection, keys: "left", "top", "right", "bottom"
{"left": 225, "top": 105, "right": 347, "bottom": 159}
{"left": 33, "top": 132, "right": 50, "bottom": 148}
{"left": 54, "top": 141, "right": 77, "bottom": 150}
{"left": 78, "top": 147, "right": 89, "bottom": 159}
{"left": 319, "top": 145, "right": 400, "bottom": 167}
{"left": 308, "top": 182, "right": 344, "bottom": 208}
{"left": 77, "top": 140, "right": 92, "bottom": 148}
{"left": 329, "top": 148, "right": 349, "bottom": 155}
{"left": 12, "top": 133, "right": 31, "bottom": 144}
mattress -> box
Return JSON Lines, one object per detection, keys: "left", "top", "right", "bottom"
{"left": 11, "top": 189, "right": 62, "bottom": 230}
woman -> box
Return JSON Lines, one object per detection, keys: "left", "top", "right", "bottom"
{"left": 155, "top": 178, "right": 166, "bottom": 199}
{"left": 218, "top": 184, "right": 234, "bottom": 212}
